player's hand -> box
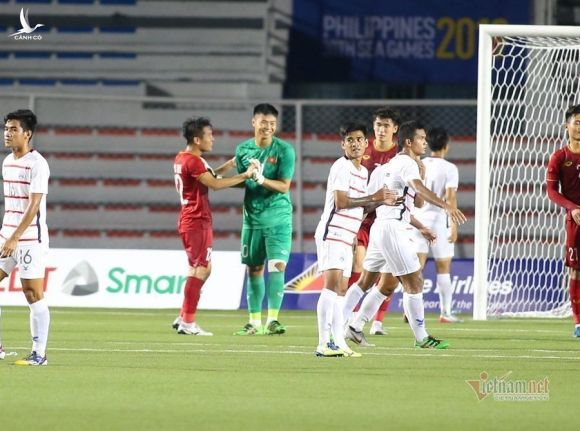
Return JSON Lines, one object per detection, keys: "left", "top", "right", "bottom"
{"left": 446, "top": 206, "right": 466, "bottom": 225}
{"left": 373, "top": 186, "right": 400, "bottom": 206}
{"left": 420, "top": 227, "right": 436, "bottom": 245}
{"left": 0, "top": 237, "right": 17, "bottom": 258}
{"left": 572, "top": 208, "right": 580, "bottom": 225}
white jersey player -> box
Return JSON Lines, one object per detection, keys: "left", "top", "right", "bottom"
{"left": 314, "top": 121, "right": 398, "bottom": 358}
{"left": 412, "top": 127, "right": 461, "bottom": 323}
{"left": 345, "top": 121, "right": 466, "bottom": 349}
{"left": 0, "top": 109, "right": 50, "bottom": 366}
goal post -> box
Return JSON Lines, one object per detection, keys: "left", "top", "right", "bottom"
{"left": 474, "top": 24, "right": 580, "bottom": 320}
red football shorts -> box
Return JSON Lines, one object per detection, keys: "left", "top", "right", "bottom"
{"left": 565, "top": 216, "right": 580, "bottom": 269}
{"left": 180, "top": 228, "right": 213, "bottom": 268}
{"left": 356, "top": 223, "right": 371, "bottom": 249}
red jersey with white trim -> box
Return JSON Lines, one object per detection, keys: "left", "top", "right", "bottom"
{"left": 360, "top": 141, "right": 398, "bottom": 231}
{"left": 1, "top": 149, "right": 50, "bottom": 245}
{"left": 315, "top": 156, "right": 369, "bottom": 246}
{"left": 173, "top": 152, "right": 214, "bottom": 232}
{"left": 546, "top": 146, "right": 580, "bottom": 212}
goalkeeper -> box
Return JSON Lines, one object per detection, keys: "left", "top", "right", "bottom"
{"left": 233, "top": 103, "right": 295, "bottom": 335}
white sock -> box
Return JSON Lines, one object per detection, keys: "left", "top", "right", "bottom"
{"left": 351, "top": 287, "right": 386, "bottom": 332}
{"left": 332, "top": 295, "right": 348, "bottom": 350}
{"left": 250, "top": 319, "right": 262, "bottom": 328}
{"left": 403, "top": 292, "right": 428, "bottom": 342}
{"left": 437, "top": 273, "right": 453, "bottom": 315}
{"left": 343, "top": 283, "right": 364, "bottom": 323}
{"left": 317, "top": 288, "right": 336, "bottom": 346}
{"left": 29, "top": 299, "right": 50, "bottom": 357}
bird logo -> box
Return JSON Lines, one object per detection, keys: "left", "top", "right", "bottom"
{"left": 9, "top": 8, "right": 44, "bottom": 38}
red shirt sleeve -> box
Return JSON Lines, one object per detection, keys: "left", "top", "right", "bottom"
{"left": 546, "top": 151, "right": 579, "bottom": 211}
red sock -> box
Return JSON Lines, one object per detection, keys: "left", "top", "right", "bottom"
{"left": 570, "top": 278, "right": 580, "bottom": 325}
{"left": 182, "top": 276, "right": 204, "bottom": 324}
{"left": 374, "top": 297, "right": 391, "bottom": 322}
{"left": 348, "top": 271, "right": 361, "bottom": 288}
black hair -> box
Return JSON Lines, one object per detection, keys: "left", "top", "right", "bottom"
{"left": 397, "top": 120, "right": 426, "bottom": 151}
{"left": 182, "top": 117, "right": 212, "bottom": 144}
{"left": 4, "top": 109, "right": 37, "bottom": 136}
{"left": 565, "top": 104, "right": 580, "bottom": 123}
{"left": 427, "top": 127, "right": 449, "bottom": 152}
{"left": 340, "top": 121, "right": 368, "bottom": 139}
{"left": 253, "top": 103, "right": 279, "bottom": 117}
{"left": 373, "top": 107, "right": 401, "bottom": 126}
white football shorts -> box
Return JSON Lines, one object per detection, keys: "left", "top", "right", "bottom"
{"left": 413, "top": 214, "right": 455, "bottom": 258}
{"left": 363, "top": 220, "right": 421, "bottom": 276}
{"left": 0, "top": 242, "right": 48, "bottom": 279}
{"left": 315, "top": 236, "right": 354, "bottom": 278}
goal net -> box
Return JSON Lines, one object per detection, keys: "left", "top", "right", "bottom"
{"left": 474, "top": 25, "right": 580, "bottom": 319}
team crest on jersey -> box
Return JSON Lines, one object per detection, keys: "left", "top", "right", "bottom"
{"left": 362, "top": 155, "right": 371, "bottom": 160}
{"left": 564, "top": 161, "right": 573, "bottom": 167}
{"left": 268, "top": 156, "right": 277, "bottom": 164}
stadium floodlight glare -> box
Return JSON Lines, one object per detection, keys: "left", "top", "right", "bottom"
{"left": 474, "top": 25, "right": 580, "bottom": 320}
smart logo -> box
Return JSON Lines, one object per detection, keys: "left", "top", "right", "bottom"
{"left": 62, "top": 261, "right": 99, "bottom": 296}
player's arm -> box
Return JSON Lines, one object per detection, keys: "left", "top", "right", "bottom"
{"left": 0, "top": 192, "right": 43, "bottom": 258}
{"left": 254, "top": 176, "right": 292, "bottom": 194}
{"left": 409, "top": 178, "right": 466, "bottom": 225}
{"left": 410, "top": 215, "right": 436, "bottom": 245}
{"left": 335, "top": 187, "right": 399, "bottom": 210}
{"left": 546, "top": 152, "right": 579, "bottom": 213}
{"left": 445, "top": 186, "right": 458, "bottom": 242}
{"left": 198, "top": 164, "right": 256, "bottom": 191}
{"left": 214, "top": 157, "right": 236, "bottom": 176}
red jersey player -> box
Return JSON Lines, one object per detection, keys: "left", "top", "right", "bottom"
{"left": 547, "top": 104, "right": 580, "bottom": 337}
{"left": 172, "top": 117, "right": 257, "bottom": 336}
{"left": 346, "top": 107, "right": 400, "bottom": 337}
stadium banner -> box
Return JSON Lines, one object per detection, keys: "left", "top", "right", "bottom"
{"left": 283, "top": 254, "right": 476, "bottom": 313}
{"left": 287, "top": 0, "right": 529, "bottom": 83}
{"left": 0, "top": 248, "right": 245, "bottom": 310}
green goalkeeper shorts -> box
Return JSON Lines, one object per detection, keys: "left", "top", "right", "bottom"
{"left": 241, "top": 223, "right": 292, "bottom": 266}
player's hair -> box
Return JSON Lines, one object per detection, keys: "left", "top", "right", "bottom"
{"left": 4, "top": 109, "right": 37, "bottom": 136}
{"left": 253, "top": 103, "right": 279, "bottom": 117}
{"left": 373, "top": 107, "right": 401, "bottom": 126}
{"left": 565, "top": 104, "right": 580, "bottom": 123}
{"left": 182, "top": 117, "right": 212, "bottom": 144}
{"left": 427, "top": 127, "right": 449, "bottom": 152}
{"left": 397, "top": 120, "right": 425, "bottom": 151}
{"left": 339, "top": 121, "right": 368, "bottom": 139}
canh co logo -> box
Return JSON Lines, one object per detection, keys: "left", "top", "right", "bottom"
{"left": 9, "top": 8, "right": 44, "bottom": 40}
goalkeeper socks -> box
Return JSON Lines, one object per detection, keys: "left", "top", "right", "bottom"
{"left": 352, "top": 287, "right": 386, "bottom": 332}
{"left": 266, "top": 271, "right": 285, "bottom": 316}
{"left": 317, "top": 288, "right": 336, "bottom": 346}
{"left": 569, "top": 278, "right": 580, "bottom": 325}
{"left": 343, "top": 283, "right": 364, "bottom": 322}
{"left": 29, "top": 299, "right": 50, "bottom": 357}
{"left": 403, "top": 292, "right": 428, "bottom": 342}
{"left": 247, "top": 274, "right": 266, "bottom": 317}
{"left": 374, "top": 297, "right": 391, "bottom": 323}
{"left": 182, "top": 276, "right": 204, "bottom": 323}
{"left": 347, "top": 271, "right": 361, "bottom": 288}
{"left": 437, "top": 273, "right": 453, "bottom": 315}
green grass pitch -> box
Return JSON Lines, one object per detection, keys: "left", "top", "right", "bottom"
{"left": 1, "top": 307, "right": 579, "bottom": 431}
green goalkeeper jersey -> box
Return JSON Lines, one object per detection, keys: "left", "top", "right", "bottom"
{"left": 235, "top": 136, "right": 295, "bottom": 228}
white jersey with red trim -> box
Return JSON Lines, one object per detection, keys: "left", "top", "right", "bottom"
{"left": 412, "top": 157, "right": 458, "bottom": 221}
{"left": 369, "top": 153, "right": 421, "bottom": 223}
{"left": 1, "top": 150, "right": 50, "bottom": 245}
{"left": 315, "top": 156, "right": 368, "bottom": 246}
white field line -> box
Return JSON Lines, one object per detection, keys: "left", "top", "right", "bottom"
{"left": 4, "top": 345, "right": 579, "bottom": 361}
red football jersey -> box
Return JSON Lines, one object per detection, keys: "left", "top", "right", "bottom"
{"left": 359, "top": 141, "right": 398, "bottom": 231}
{"left": 173, "top": 152, "right": 213, "bottom": 231}
{"left": 546, "top": 146, "right": 580, "bottom": 211}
